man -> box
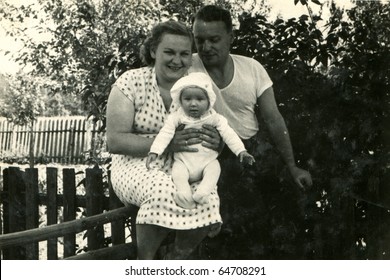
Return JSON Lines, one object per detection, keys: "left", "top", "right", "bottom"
{"left": 190, "top": 5, "right": 311, "bottom": 188}
{"left": 189, "top": 5, "right": 313, "bottom": 259}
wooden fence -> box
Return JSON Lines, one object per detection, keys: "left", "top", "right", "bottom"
{"left": 0, "top": 116, "right": 104, "bottom": 165}
{"left": 0, "top": 166, "right": 389, "bottom": 260}
{"left": 0, "top": 166, "right": 138, "bottom": 260}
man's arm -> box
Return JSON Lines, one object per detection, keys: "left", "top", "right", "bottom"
{"left": 258, "top": 87, "right": 312, "bottom": 189}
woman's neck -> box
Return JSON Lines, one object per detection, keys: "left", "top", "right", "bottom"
{"left": 157, "top": 82, "right": 173, "bottom": 111}
{"left": 155, "top": 74, "right": 176, "bottom": 92}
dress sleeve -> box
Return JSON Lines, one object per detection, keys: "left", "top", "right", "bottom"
{"left": 113, "top": 71, "right": 136, "bottom": 103}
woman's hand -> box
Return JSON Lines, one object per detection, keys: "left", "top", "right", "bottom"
{"left": 168, "top": 124, "right": 202, "bottom": 153}
{"left": 168, "top": 124, "right": 222, "bottom": 153}
{"left": 200, "top": 124, "right": 222, "bottom": 152}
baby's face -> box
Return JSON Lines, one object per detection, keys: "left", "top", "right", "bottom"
{"left": 180, "top": 87, "right": 209, "bottom": 118}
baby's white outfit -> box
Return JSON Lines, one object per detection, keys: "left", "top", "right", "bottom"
{"left": 150, "top": 107, "right": 246, "bottom": 182}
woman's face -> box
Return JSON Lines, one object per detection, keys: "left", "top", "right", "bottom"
{"left": 151, "top": 34, "right": 192, "bottom": 86}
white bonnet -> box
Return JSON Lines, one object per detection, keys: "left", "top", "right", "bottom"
{"left": 171, "top": 72, "right": 216, "bottom": 109}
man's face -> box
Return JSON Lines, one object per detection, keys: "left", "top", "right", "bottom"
{"left": 193, "top": 19, "right": 233, "bottom": 68}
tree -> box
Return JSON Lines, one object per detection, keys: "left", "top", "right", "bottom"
{"left": 0, "top": 74, "right": 45, "bottom": 168}
{"left": 0, "top": 0, "right": 270, "bottom": 123}
{"left": 0, "top": 0, "right": 167, "bottom": 124}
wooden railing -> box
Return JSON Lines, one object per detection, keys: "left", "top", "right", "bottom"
{"left": 0, "top": 166, "right": 138, "bottom": 260}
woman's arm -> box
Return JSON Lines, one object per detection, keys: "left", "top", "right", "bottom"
{"left": 106, "top": 85, "right": 154, "bottom": 157}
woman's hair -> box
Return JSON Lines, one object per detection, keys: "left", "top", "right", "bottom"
{"left": 140, "top": 20, "right": 193, "bottom": 66}
{"left": 192, "top": 5, "right": 233, "bottom": 33}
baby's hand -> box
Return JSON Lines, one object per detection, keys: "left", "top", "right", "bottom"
{"left": 239, "top": 151, "right": 255, "bottom": 165}
{"left": 146, "top": 153, "right": 158, "bottom": 169}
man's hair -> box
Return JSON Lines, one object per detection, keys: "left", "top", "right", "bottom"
{"left": 192, "top": 5, "right": 233, "bottom": 32}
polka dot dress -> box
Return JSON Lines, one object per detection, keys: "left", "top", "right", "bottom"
{"left": 110, "top": 67, "right": 222, "bottom": 230}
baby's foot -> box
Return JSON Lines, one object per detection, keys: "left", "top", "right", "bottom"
{"left": 193, "top": 192, "right": 210, "bottom": 205}
{"left": 174, "top": 192, "right": 196, "bottom": 209}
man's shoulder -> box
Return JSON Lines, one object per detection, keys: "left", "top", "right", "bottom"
{"left": 231, "top": 54, "right": 269, "bottom": 78}
{"left": 231, "top": 54, "right": 261, "bottom": 65}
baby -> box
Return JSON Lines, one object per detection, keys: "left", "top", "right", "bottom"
{"left": 146, "top": 72, "right": 255, "bottom": 209}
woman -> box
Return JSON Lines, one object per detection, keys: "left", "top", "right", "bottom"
{"left": 106, "top": 21, "right": 222, "bottom": 260}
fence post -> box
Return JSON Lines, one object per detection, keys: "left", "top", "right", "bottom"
{"left": 68, "top": 123, "right": 76, "bottom": 164}
{"left": 108, "top": 170, "right": 126, "bottom": 246}
{"left": 46, "top": 167, "right": 58, "bottom": 260}
{"left": 10, "top": 123, "right": 16, "bottom": 154}
{"left": 7, "top": 167, "right": 26, "bottom": 259}
{"left": 63, "top": 168, "right": 77, "bottom": 258}
{"left": 25, "top": 168, "right": 39, "bottom": 259}
{"left": 1, "top": 168, "right": 10, "bottom": 259}
{"left": 86, "top": 167, "right": 105, "bottom": 251}
{"left": 0, "top": 167, "right": 2, "bottom": 237}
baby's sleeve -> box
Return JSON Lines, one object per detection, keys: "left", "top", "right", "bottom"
{"left": 149, "top": 114, "right": 179, "bottom": 155}
{"left": 215, "top": 115, "right": 246, "bottom": 156}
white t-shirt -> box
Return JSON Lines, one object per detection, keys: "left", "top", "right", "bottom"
{"left": 190, "top": 54, "right": 273, "bottom": 139}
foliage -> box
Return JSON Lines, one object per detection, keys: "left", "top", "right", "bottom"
{"left": 0, "top": 0, "right": 389, "bottom": 259}
{"left": 0, "top": 74, "right": 85, "bottom": 118}
{"left": 0, "top": 73, "right": 85, "bottom": 166}
{"left": 0, "top": 74, "right": 45, "bottom": 167}
{"left": 1, "top": 0, "right": 162, "bottom": 123}
{"left": 229, "top": 0, "right": 390, "bottom": 259}
{"left": 0, "top": 0, "right": 268, "bottom": 123}
{"left": 0, "top": 74, "right": 44, "bottom": 126}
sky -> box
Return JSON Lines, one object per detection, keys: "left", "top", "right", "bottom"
{"left": 0, "top": 0, "right": 39, "bottom": 74}
{"left": 268, "top": 0, "right": 353, "bottom": 19}
{"left": 0, "top": 0, "right": 376, "bottom": 75}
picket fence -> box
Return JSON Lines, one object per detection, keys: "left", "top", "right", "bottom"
{"left": 0, "top": 116, "right": 104, "bottom": 165}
